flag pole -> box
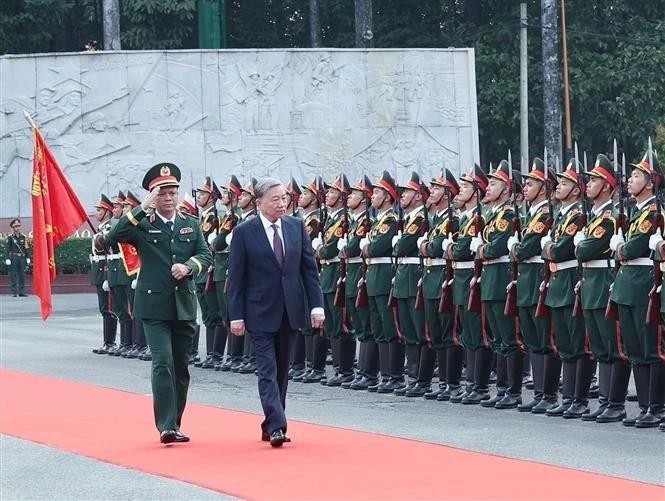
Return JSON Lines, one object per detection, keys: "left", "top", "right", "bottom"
{"left": 23, "top": 110, "right": 97, "bottom": 233}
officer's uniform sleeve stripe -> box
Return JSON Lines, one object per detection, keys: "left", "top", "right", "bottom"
{"left": 190, "top": 257, "right": 203, "bottom": 275}
{"left": 126, "top": 211, "right": 139, "bottom": 226}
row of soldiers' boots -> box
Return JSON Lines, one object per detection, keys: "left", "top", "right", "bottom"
{"left": 92, "top": 316, "right": 151, "bottom": 360}
{"left": 191, "top": 324, "right": 258, "bottom": 375}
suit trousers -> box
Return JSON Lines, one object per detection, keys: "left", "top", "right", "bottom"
{"left": 250, "top": 309, "right": 296, "bottom": 435}
{"left": 143, "top": 319, "right": 195, "bottom": 432}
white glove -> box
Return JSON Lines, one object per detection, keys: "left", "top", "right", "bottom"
{"left": 311, "top": 236, "right": 323, "bottom": 250}
{"left": 609, "top": 229, "right": 624, "bottom": 252}
{"left": 131, "top": 279, "right": 137, "bottom": 290}
{"left": 469, "top": 236, "right": 482, "bottom": 254}
{"left": 540, "top": 234, "right": 552, "bottom": 249}
{"left": 207, "top": 231, "right": 217, "bottom": 245}
{"left": 507, "top": 233, "right": 519, "bottom": 251}
{"left": 391, "top": 235, "right": 400, "bottom": 248}
{"left": 336, "top": 237, "right": 348, "bottom": 251}
{"left": 26, "top": 258, "right": 30, "bottom": 265}
{"left": 4, "top": 259, "right": 10, "bottom": 266}
{"left": 359, "top": 237, "right": 369, "bottom": 250}
{"left": 102, "top": 280, "right": 110, "bottom": 292}
{"left": 573, "top": 231, "right": 585, "bottom": 247}
{"left": 416, "top": 235, "right": 427, "bottom": 247}
{"left": 441, "top": 238, "right": 452, "bottom": 253}
{"left": 648, "top": 232, "right": 663, "bottom": 251}
{"left": 225, "top": 231, "right": 233, "bottom": 246}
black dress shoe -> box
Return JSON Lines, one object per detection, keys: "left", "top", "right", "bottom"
{"left": 595, "top": 405, "right": 626, "bottom": 423}
{"left": 623, "top": 408, "right": 648, "bottom": 427}
{"left": 546, "top": 399, "right": 573, "bottom": 417}
{"left": 351, "top": 376, "right": 378, "bottom": 390}
{"left": 302, "top": 369, "right": 326, "bottom": 383}
{"left": 462, "top": 389, "right": 490, "bottom": 405}
{"left": 269, "top": 429, "right": 288, "bottom": 448}
{"left": 450, "top": 388, "right": 472, "bottom": 403}
{"left": 563, "top": 401, "right": 590, "bottom": 419}
{"left": 239, "top": 362, "right": 257, "bottom": 374}
{"left": 217, "top": 358, "right": 234, "bottom": 371}
{"left": 290, "top": 368, "right": 307, "bottom": 380}
{"left": 531, "top": 396, "right": 558, "bottom": 414}
{"left": 377, "top": 378, "right": 406, "bottom": 394}
{"left": 342, "top": 375, "right": 363, "bottom": 389}
{"left": 139, "top": 349, "right": 152, "bottom": 361}
{"left": 635, "top": 408, "right": 664, "bottom": 429}
{"left": 424, "top": 385, "right": 444, "bottom": 400}
{"left": 406, "top": 383, "right": 431, "bottom": 397}
{"left": 160, "top": 430, "right": 177, "bottom": 444}
{"left": 582, "top": 403, "right": 609, "bottom": 421}
{"left": 481, "top": 392, "right": 506, "bottom": 408}
{"left": 326, "top": 373, "right": 354, "bottom": 387}
{"left": 367, "top": 379, "right": 386, "bottom": 392}
{"left": 292, "top": 368, "right": 311, "bottom": 382}
{"left": 517, "top": 397, "right": 541, "bottom": 412}
{"left": 262, "top": 430, "right": 291, "bottom": 442}
{"left": 174, "top": 431, "right": 190, "bottom": 442}
{"left": 439, "top": 386, "right": 463, "bottom": 402}
{"left": 495, "top": 394, "right": 522, "bottom": 409}
{"left": 393, "top": 381, "right": 415, "bottom": 396}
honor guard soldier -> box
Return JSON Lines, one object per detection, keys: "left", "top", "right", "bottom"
{"left": 445, "top": 164, "right": 491, "bottom": 403}
{"left": 178, "top": 193, "right": 199, "bottom": 217}
{"left": 285, "top": 178, "right": 302, "bottom": 217}
{"left": 417, "top": 169, "right": 460, "bottom": 399}
{"left": 120, "top": 191, "right": 148, "bottom": 360}
{"left": 194, "top": 177, "right": 223, "bottom": 367}
{"left": 207, "top": 175, "right": 242, "bottom": 370}
{"left": 574, "top": 154, "right": 629, "bottom": 422}
{"left": 612, "top": 149, "right": 664, "bottom": 428}
{"left": 5, "top": 218, "right": 30, "bottom": 297}
{"left": 105, "top": 162, "right": 212, "bottom": 444}
{"left": 293, "top": 177, "right": 325, "bottom": 382}
{"left": 340, "top": 176, "right": 377, "bottom": 390}
{"left": 233, "top": 178, "right": 259, "bottom": 374}
{"left": 540, "top": 159, "right": 593, "bottom": 417}
{"left": 473, "top": 160, "right": 525, "bottom": 409}
{"left": 360, "top": 171, "right": 400, "bottom": 393}
{"left": 313, "top": 174, "right": 355, "bottom": 386}
{"left": 106, "top": 191, "right": 135, "bottom": 356}
{"left": 90, "top": 195, "right": 117, "bottom": 354}
{"left": 507, "top": 158, "right": 556, "bottom": 412}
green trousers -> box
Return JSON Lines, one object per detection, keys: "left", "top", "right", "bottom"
{"left": 110, "top": 285, "right": 130, "bottom": 322}
{"left": 369, "top": 294, "right": 397, "bottom": 342}
{"left": 347, "top": 297, "right": 371, "bottom": 341}
{"left": 617, "top": 304, "right": 662, "bottom": 365}
{"left": 458, "top": 303, "right": 487, "bottom": 351}
{"left": 485, "top": 300, "right": 523, "bottom": 357}
{"left": 196, "top": 282, "right": 222, "bottom": 328}
{"left": 8, "top": 255, "right": 26, "bottom": 295}
{"left": 143, "top": 319, "right": 195, "bottom": 432}
{"left": 424, "top": 299, "right": 455, "bottom": 350}
{"left": 550, "top": 305, "right": 586, "bottom": 362}
{"left": 584, "top": 308, "right": 625, "bottom": 364}
{"left": 397, "top": 297, "right": 425, "bottom": 345}
{"left": 323, "top": 292, "right": 343, "bottom": 338}
{"left": 518, "top": 305, "right": 552, "bottom": 355}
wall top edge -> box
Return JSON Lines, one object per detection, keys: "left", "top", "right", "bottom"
{"left": 1, "top": 47, "right": 474, "bottom": 59}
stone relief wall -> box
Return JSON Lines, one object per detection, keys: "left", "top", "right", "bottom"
{"left": 0, "top": 49, "right": 479, "bottom": 217}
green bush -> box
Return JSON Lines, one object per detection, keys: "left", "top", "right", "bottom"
{"left": 0, "top": 237, "right": 91, "bottom": 275}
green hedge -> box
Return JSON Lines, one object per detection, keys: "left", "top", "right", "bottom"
{"left": 0, "top": 237, "right": 91, "bottom": 275}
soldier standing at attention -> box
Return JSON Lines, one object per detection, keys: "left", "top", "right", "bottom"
{"left": 417, "top": 170, "right": 460, "bottom": 399}
{"left": 507, "top": 158, "right": 555, "bottom": 412}
{"left": 194, "top": 177, "right": 222, "bottom": 367}
{"left": 540, "top": 159, "right": 592, "bottom": 418}
{"left": 340, "top": 176, "right": 376, "bottom": 390}
{"left": 104, "top": 162, "right": 212, "bottom": 444}
{"left": 90, "top": 196, "right": 116, "bottom": 354}
{"left": 360, "top": 171, "right": 399, "bottom": 393}
{"left": 574, "top": 155, "right": 628, "bottom": 423}
{"left": 472, "top": 161, "right": 525, "bottom": 409}
{"left": 612, "top": 150, "right": 664, "bottom": 428}
{"left": 293, "top": 177, "right": 324, "bottom": 382}
{"left": 5, "top": 218, "right": 30, "bottom": 297}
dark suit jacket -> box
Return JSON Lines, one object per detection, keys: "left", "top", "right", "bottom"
{"left": 106, "top": 207, "right": 212, "bottom": 321}
{"left": 227, "top": 215, "right": 323, "bottom": 332}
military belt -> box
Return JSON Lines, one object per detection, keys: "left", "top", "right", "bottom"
{"left": 398, "top": 257, "right": 420, "bottom": 265}
{"left": 622, "top": 258, "right": 652, "bottom": 267}
{"left": 214, "top": 250, "right": 229, "bottom": 254}
{"left": 347, "top": 257, "right": 362, "bottom": 264}
{"left": 523, "top": 256, "right": 544, "bottom": 264}
{"left": 8, "top": 252, "right": 24, "bottom": 256}
{"left": 425, "top": 258, "right": 446, "bottom": 266}
{"left": 484, "top": 256, "right": 510, "bottom": 265}
{"left": 320, "top": 257, "right": 341, "bottom": 265}
{"left": 452, "top": 261, "right": 474, "bottom": 269}
{"left": 583, "top": 259, "right": 614, "bottom": 268}
{"left": 367, "top": 257, "right": 392, "bottom": 265}
{"left": 107, "top": 253, "right": 122, "bottom": 261}
{"left": 89, "top": 255, "right": 107, "bottom": 262}
{"left": 549, "top": 259, "right": 577, "bottom": 272}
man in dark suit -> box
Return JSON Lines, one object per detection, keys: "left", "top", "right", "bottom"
{"left": 228, "top": 177, "right": 324, "bottom": 447}
{"left": 102, "top": 162, "right": 212, "bottom": 444}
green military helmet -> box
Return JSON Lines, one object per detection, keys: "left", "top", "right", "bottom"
{"left": 142, "top": 162, "right": 181, "bottom": 191}
{"left": 587, "top": 154, "right": 618, "bottom": 190}
{"left": 95, "top": 194, "right": 114, "bottom": 212}
{"left": 375, "top": 170, "right": 398, "bottom": 201}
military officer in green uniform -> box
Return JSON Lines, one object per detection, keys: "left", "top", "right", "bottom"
{"left": 293, "top": 177, "right": 325, "bottom": 382}
{"left": 611, "top": 150, "right": 664, "bottom": 428}
{"left": 90, "top": 196, "right": 117, "bottom": 354}
{"left": 472, "top": 161, "right": 525, "bottom": 409}
{"left": 417, "top": 169, "right": 460, "bottom": 399}
{"left": 340, "top": 176, "right": 376, "bottom": 390}
{"left": 445, "top": 164, "right": 491, "bottom": 403}
{"left": 313, "top": 174, "right": 356, "bottom": 386}
{"left": 573, "top": 155, "right": 630, "bottom": 422}
{"left": 104, "top": 162, "right": 212, "bottom": 444}
{"left": 540, "top": 160, "right": 593, "bottom": 418}
{"left": 5, "top": 218, "right": 30, "bottom": 297}
{"left": 507, "top": 158, "right": 556, "bottom": 412}
{"left": 194, "top": 177, "right": 222, "bottom": 367}
{"left": 360, "top": 171, "right": 399, "bottom": 392}
{"left": 209, "top": 175, "right": 242, "bottom": 370}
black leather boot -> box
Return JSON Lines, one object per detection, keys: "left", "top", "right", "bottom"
{"left": 635, "top": 363, "right": 665, "bottom": 428}
{"left": 343, "top": 341, "right": 367, "bottom": 388}
{"left": 327, "top": 336, "right": 356, "bottom": 386}
{"left": 370, "top": 342, "right": 391, "bottom": 392}
{"left": 120, "top": 321, "right": 135, "bottom": 357}
{"left": 519, "top": 352, "right": 544, "bottom": 412}
{"left": 482, "top": 353, "right": 507, "bottom": 407}
{"left": 624, "top": 364, "right": 651, "bottom": 426}
{"left": 451, "top": 348, "right": 476, "bottom": 402}
{"left": 303, "top": 335, "right": 328, "bottom": 383}
{"left": 564, "top": 356, "right": 594, "bottom": 418}
{"left": 547, "top": 360, "right": 576, "bottom": 416}
{"left": 113, "top": 320, "right": 130, "bottom": 356}
{"left": 597, "top": 361, "right": 630, "bottom": 423}
{"left": 533, "top": 354, "right": 561, "bottom": 413}
{"left": 583, "top": 361, "right": 611, "bottom": 421}
{"left": 406, "top": 347, "right": 436, "bottom": 397}
{"left": 394, "top": 344, "right": 420, "bottom": 395}
{"left": 377, "top": 340, "right": 406, "bottom": 394}
{"left": 496, "top": 353, "right": 524, "bottom": 409}
{"left": 188, "top": 324, "right": 201, "bottom": 365}
{"left": 462, "top": 348, "right": 492, "bottom": 404}
{"left": 439, "top": 345, "right": 464, "bottom": 401}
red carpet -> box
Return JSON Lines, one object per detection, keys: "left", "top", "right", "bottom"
{"left": 1, "top": 369, "right": 662, "bottom": 500}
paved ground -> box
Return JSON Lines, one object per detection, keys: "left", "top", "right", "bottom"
{"left": 1, "top": 293, "right": 663, "bottom": 499}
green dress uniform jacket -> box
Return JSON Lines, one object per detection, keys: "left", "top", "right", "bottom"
{"left": 394, "top": 207, "right": 426, "bottom": 299}
{"left": 317, "top": 208, "right": 345, "bottom": 294}
{"left": 513, "top": 200, "right": 551, "bottom": 307}
{"left": 480, "top": 202, "right": 514, "bottom": 302}
{"left": 195, "top": 206, "right": 218, "bottom": 285}
{"left": 90, "top": 220, "right": 111, "bottom": 286}
{"left": 343, "top": 210, "right": 371, "bottom": 299}
{"left": 365, "top": 210, "right": 398, "bottom": 297}
{"left": 212, "top": 208, "right": 239, "bottom": 282}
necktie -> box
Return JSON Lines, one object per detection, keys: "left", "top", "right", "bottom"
{"left": 271, "top": 224, "right": 284, "bottom": 266}
{"left": 166, "top": 221, "right": 174, "bottom": 233}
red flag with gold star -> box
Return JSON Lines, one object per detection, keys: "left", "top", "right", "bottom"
{"left": 31, "top": 126, "right": 89, "bottom": 320}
